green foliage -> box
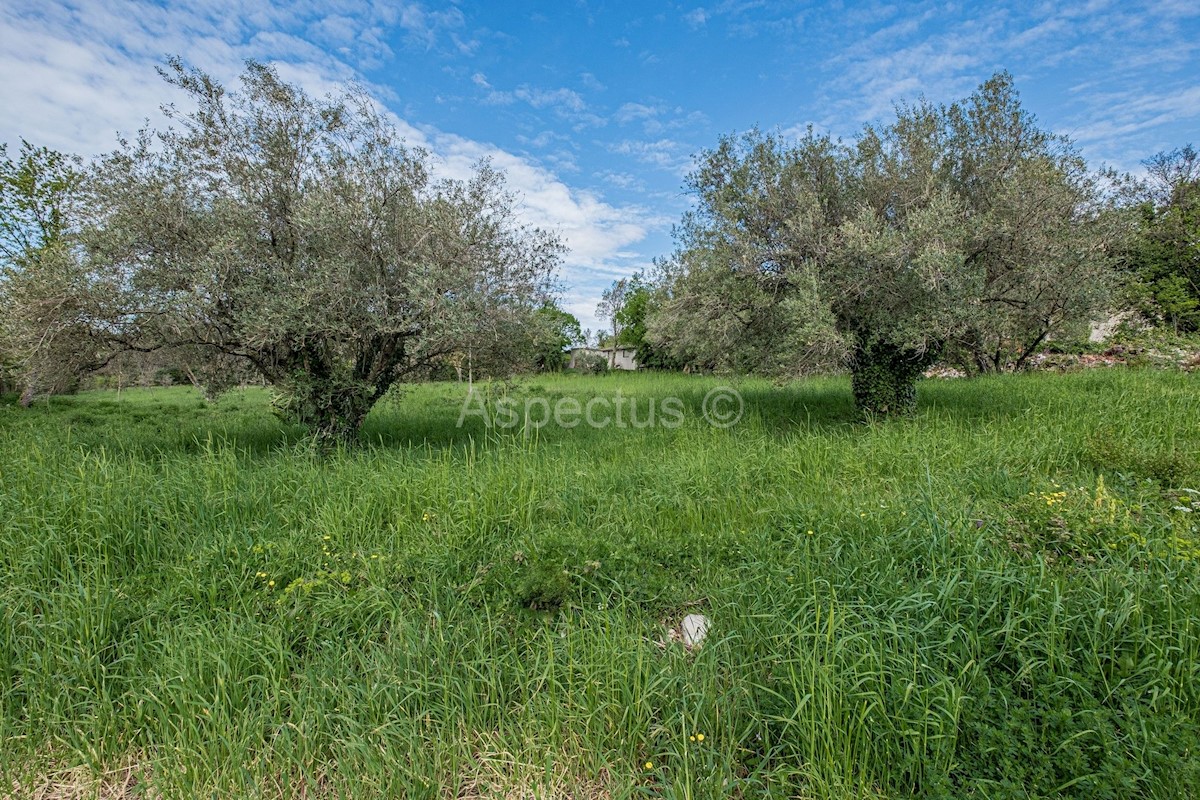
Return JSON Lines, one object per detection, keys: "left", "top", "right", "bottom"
{"left": 1123, "top": 145, "right": 1200, "bottom": 332}
{"left": 849, "top": 339, "right": 939, "bottom": 415}
{"left": 573, "top": 352, "right": 609, "bottom": 374}
{"left": 613, "top": 279, "right": 649, "bottom": 348}
{"left": 0, "top": 140, "right": 78, "bottom": 262}
{"left": 1083, "top": 428, "right": 1197, "bottom": 486}
{"left": 513, "top": 560, "right": 573, "bottom": 611}
{"left": 0, "top": 140, "right": 90, "bottom": 403}
{"left": 532, "top": 301, "right": 584, "bottom": 372}
{"left": 612, "top": 277, "right": 685, "bottom": 371}
{"left": 596, "top": 277, "right": 631, "bottom": 349}
{"left": 1, "top": 371, "right": 1199, "bottom": 797}
{"left": 653, "top": 73, "right": 1123, "bottom": 412}
{"left": 66, "top": 59, "right": 561, "bottom": 441}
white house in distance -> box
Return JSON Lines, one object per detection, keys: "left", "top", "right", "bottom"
{"left": 568, "top": 346, "right": 639, "bottom": 370}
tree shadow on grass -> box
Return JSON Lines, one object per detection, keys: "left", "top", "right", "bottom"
{"left": 358, "top": 376, "right": 864, "bottom": 451}
{"left": 1, "top": 388, "right": 306, "bottom": 459}
{"left": 2, "top": 373, "right": 1099, "bottom": 460}
{"left": 913, "top": 371, "right": 1125, "bottom": 425}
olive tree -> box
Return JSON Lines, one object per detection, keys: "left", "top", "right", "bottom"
{"left": 651, "top": 73, "right": 1124, "bottom": 414}
{"left": 0, "top": 140, "right": 98, "bottom": 404}
{"left": 80, "top": 60, "right": 561, "bottom": 439}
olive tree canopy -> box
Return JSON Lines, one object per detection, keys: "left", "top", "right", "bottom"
{"left": 80, "top": 59, "right": 561, "bottom": 438}
{"left": 651, "top": 73, "right": 1126, "bottom": 414}
{"left": 0, "top": 140, "right": 93, "bottom": 403}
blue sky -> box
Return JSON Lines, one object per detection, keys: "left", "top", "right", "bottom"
{"left": 2, "top": 1, "right": 1197, "bottom": 331}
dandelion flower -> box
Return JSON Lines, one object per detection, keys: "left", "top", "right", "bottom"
{"left": 267, "top": 580, "right": 275, "bottom": 587}
{"left": 644, "top": 761, "right": 653, "bottom": 770}
{"left": 696, "top": 733, "right": 705, "bottom": 742}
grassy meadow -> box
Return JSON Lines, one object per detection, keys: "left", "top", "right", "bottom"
{"left": 1, "top": 369, "right": 1199, "bottom": 798}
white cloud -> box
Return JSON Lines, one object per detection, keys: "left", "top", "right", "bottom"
{"left": 580, "top": 72, "right": 605, "bottom": 92}
{"left": 612, "top": 101, "right": 707, "bottom": 138}
{"left": 615, "top": 102, "right": 661, "bottom": 125}
{"left": 476, "top": 76, "right": 591, "bottom": 118}
{"left": 595, "top": 170, "right": 647, "bottom": 191}
{"left": 395, "top": 3, "right": 466, "bottom": 49}
{"left": 1060, "top": 83, "right": 1200, "bottom": 167}
{"left": 514, "top": 85, "right": 587, "bottom": 113}
{"left": 516, "top": 130, "right": 571, "bottom": 149}
{"left": 610, "top": 138, "right": 695, "bottom": 176}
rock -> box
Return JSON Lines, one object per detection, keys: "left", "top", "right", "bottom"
{"left": 1089, "top": 311, "right": 1134, "bottom": 343}
{"left": 680, "top": 614, "right": 710, "bottom": 648}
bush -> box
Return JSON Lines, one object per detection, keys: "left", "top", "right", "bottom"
{"left": 575, "top": 353, "right": 610, "bottom": 375}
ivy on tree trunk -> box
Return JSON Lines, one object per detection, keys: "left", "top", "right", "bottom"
{"left": 850, "top": 339, "right": 938, "bottom": 416}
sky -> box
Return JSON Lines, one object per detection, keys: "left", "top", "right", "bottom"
{"left": 1, "top": 1, "right": 1197, "bottom": 333}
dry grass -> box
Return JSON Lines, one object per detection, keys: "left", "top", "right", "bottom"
{"left": 6, "top": 757, "right": 153, "bottom": 800}
{"left": 452, "top": 733, "right": 616, "bottom": 800}
{"left": 7, "top": 740, "right": 618, "bottom": 800}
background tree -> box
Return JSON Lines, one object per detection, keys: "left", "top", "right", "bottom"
{"left": 651, "top": 73, "right": 1123, "bottom": 414}
{"left": 608, "top": 272, "right": 682, "bottom": 370}
{"left": 0, "top": 140, "right": 98, "bottom": 404}
{"left": 1124, "top": 145, "right": 1200, "bottom": 332}
{"left": 74, "top": 59, "right": 561, "bottom": 440}
{"left": 595, "top": 278, "right": 629, "bottom": 367}
{"left": 531, "top": 301, "right": 584, "bottom": 372}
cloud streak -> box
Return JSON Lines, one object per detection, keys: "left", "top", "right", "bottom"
{"left": 808, "top": 0, "right": 1200, "bottom": 169}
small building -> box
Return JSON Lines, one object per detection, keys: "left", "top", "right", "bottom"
{"left": 568, "top": 346, "right": 639, "bottom": 371}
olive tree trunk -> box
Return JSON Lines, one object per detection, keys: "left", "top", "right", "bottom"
{"left": 849, "top": 340, "right": 938, "bottom": 416}
{"left": 274, "top": 371, "right": 381, "bottom": 444}
{"left": 299, "top": 395, "right": 373, "bottom": 442}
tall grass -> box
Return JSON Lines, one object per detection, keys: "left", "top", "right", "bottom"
{"left": 1, "top": 369, "right": 1198, "bottom": 798}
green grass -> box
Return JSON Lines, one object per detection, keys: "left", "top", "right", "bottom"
{"left": 1, "top": 370, "right": 1199, "bottom": 798}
